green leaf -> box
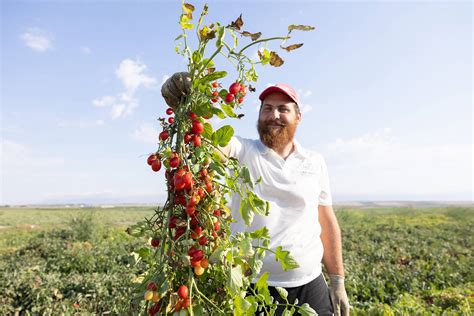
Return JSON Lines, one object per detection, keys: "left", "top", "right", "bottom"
{"left": 212, "top": 125, "right": 234, "bottom": 147}
{"left": 255, "top": 272, "right": 271, "bottom": 304}
{"left": 210, "top": 106, "right": 226, "bottom": 119}
{"left": 202, "top": 122, "right": 213, "bottom": 139}
{"left": 209, "top": 160, "right": 226, "bottom": 176}
{"left": 233, "top": 293, "right": 251, "bottom": 316}
{"left": 238, "top": 237, "right": 254, "bottom": 257}
{"left": 275, "top": 287, "right": 288, "bottom": 302}
{"left": 221, "top": 104, "right": 238, "bottom": 118}
{"left": 240, "top": 166, "right": 252, "bottom": 184}
{"left": 282, "top": 310, "right": 292, "bottom": 316}
{"left": 239, "top": 199, "right": 254, "bottom": 226}
{"left": 229, "top": 265, "right": 244, "bottom": 294}
{"left": 250, "top": 226, "right": 270, "bottom": 239}
{"left": 275, "top": 246, "right": 300, "bottom": 271}
{"left": 229, "top": 29, "right": 238, "bottom": 49}
{"left": 248, "top": 191, "right": 268, "bottom": 216}
{"left": 297, "top": 303, "right": 317, "bottom": 316}
{"left": 216, "top": 23, "right": 225, "bottom": 47}
{"left": 200, "top": 71, "right": 227, "bottom": 84}
{"left": 245, "top": 65, "right": 258, "bottom": 82}
{"left": 136, "top": 247, "right": 151, "bottom": 260}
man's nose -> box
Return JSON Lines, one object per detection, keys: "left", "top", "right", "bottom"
{"left": 270, "top": 109, "right": 280, "bottom": 119}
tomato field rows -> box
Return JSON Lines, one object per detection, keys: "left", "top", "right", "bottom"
{"left": 0, "top": 206, "right": 472, "bottom": 314}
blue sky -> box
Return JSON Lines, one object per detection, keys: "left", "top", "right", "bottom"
{"left": 1, "top": 0, "right": 472, "bottom": 205}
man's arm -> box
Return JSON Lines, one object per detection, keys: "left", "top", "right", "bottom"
{"left": 318, "top": 204, "right": 349, "bottom": 316}
{"left": 318, "top": 204, "right": 344, "bottom": 275}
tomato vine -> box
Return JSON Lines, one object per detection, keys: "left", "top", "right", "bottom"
{"left": 128, "top": 2, "right": 315, "bottom": 315}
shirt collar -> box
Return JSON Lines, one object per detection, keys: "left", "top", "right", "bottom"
{"left": 257, "top": 138, "right": 309, "bottom": 159}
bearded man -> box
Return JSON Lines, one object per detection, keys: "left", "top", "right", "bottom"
{"left": 163, "top": 78, "right": 350, "bottom": 315}
{"left": 221, "top": 84, "right": 349, "bottom": 316}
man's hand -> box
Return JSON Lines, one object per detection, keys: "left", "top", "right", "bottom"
{"left": 329, "top": 274, "right": 350, "bottom": 316}
{"left": 161, "top": 72, "right": 191, "bottom": 108}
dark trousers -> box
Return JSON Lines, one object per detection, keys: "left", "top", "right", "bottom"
{"left": 253, "top": 274, "right": 334, "bottom": 316}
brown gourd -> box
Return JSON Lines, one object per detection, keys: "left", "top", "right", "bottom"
{"left": 161, "top": 72, "right": 192, "bottom": 109}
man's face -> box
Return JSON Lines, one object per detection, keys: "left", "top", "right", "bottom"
{"left": 257, "top": 92, "right": 301, "bottom": 150}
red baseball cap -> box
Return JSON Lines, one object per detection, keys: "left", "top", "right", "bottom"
{"left": 258, "top": 83, "right": 300, "bottom": 105}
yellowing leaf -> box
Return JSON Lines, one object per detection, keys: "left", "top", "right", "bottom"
{"left": 280, "top": 43, "right": 304, "bottom": 52}
{"left": 199, "top": 25, "right": 216, "bottom": 41}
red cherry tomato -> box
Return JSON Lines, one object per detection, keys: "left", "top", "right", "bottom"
{"left": 225, "top": 93, "right": 235, "bottom": 103}
{"left": 192, "top": 120, "right": 204, "bottom": 134}
{"left": 151, "top": 160, "right": 162, "bottom": 172}
{"left": 229, "top": 82, "right": 241, "bottom": 95}
{"left": 168, "top": 117, "right": 174, "bottom": 124}
{"left": 192, "top": 135, "right": 201, "bottom": 147}
{"left": 177, "top": 285, "right": 189, "bottom": 299}
{"left": 147, "top": 154, "right": 157, "bottom": 166}
{"left": 211, "top": 81, "right": 219, "bottom": 88}
{"left": 159, "top": 131, "right": 169, "bottom": 141}
{"left": 166, "top": 108, "right": 174, "bottom": 115}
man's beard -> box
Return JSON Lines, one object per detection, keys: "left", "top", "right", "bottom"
{"left": 257, "top": 119, "right": 297, "bottom": 151}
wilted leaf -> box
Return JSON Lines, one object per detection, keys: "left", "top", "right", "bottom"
{"left": 249, "top": 85, "right": 256, "bottom": 92}
{"left": 197, "top": 4, "right": 208, "bottom": 26}
{"left": 280, "top": 43, "right": 304, "bottom": 52}
{"left": 269, "top": 51, "right": 284, "bottom": 67}
{"left": 207, "top": 67, "right": 215, "bottom": 74}
{"left": 229, "top": 14, "right": 244, "bottom": 30}
{"left": 199, "top": 25, "right": 216, "bottom": 41}
{"left": 242, "top": 31, "right": 262, "bottom": 41}
{"left": 288, "top": 24, "right": 315, "bottom": 32}
{"left": 183, "top": 3, "right": 195, "bottom": 19}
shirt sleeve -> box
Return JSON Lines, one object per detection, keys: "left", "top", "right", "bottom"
{"left": 228, "top": 136, "right": 244, "bottom": 159}
{"left": 318, "top": 156, "right": 333, "bottom": 206}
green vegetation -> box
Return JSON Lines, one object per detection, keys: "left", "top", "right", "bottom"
{"left": 0, "top": 206, "right": 472, "bottom": 314}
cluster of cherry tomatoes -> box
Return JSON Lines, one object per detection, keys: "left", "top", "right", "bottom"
{"left": 210, "top": 81, "right": 247, "bottom": 106}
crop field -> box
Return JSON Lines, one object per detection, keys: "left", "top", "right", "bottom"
{"left": 0, "top": 205, "right": 472, "bottom": 315}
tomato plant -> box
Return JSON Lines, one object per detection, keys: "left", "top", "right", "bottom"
{"left": 129, "top": 2, "right": 316, "bottom": 315}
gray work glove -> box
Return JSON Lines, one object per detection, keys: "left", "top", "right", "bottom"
{"left": 329, "top": 274, "right": 350, "bottom": 316}
{"left": 161, "top": 72, "right": 192, "bottom": 108}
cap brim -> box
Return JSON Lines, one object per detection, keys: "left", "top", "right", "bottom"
{"left": 259, "top": 86, "right": 299, "bottom": 105}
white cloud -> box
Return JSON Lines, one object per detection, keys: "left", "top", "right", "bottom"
{"left": 299, "top": 103, "right": 313, "bottom": 114}
{"left": 80, "top": 46, "right": 91, "bottom": 55}
{"left": 116, "top": 59, "right": 157, "bottom": 93}
{"left": 132, "top": 123, "right": 159, "bottom": 143}
{"left": 318, "top": 129, "right": 473, "bottom": 199}
{"left": 20, "top": 28, "right": 53, "bottom": 52}
{"left": 298, "top": 89, "right": 312, "bottom": 97}
{"left": 93, "top": 95, "right": 116, "bottom": 107}
{"left": 92, "top": 59, "right": 157, "bottom": 119}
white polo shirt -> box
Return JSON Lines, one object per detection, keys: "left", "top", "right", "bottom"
{"left": 228, "top": 136, "right": 333, "bottom": 288}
